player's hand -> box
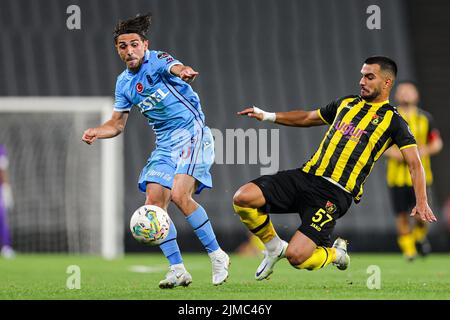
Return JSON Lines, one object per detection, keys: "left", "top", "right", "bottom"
{"left": 411, "top": 202, "right": 437, "bottom": 222}
{"left": 82, "top": 128, "right": 98, "bottom": 145}
{"left": 179, "top": 67, "right": 199, "bottom": 83}
{"left": 237, "top": 106, "right": 264, "bottom": 121}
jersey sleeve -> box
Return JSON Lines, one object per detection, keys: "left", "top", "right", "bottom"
{"left": 154, "top": 51, "right": 182, "bottom": 75}
{"left": 391, "top": 111, "right": 417, "bottom": 150}
{"left": 317, "top": 98, "right": 340, "bottom": 125}
{"left": 113, "top": 77, "right": 133, "bottom": 112}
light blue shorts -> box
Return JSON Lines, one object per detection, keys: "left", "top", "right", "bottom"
{"left": 138, "top": 126, "right": 214, "bottom": 194}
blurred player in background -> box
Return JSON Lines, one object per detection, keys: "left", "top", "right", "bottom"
{"left": 233, "top": 56, "right": 437, "bottom": 281}
{"left": 82, "top": 13, "right": 229, "bottom": 288}
{"left": 0, "top": 144, "right": 15, "bottom": 259}
{"left": 235, "top": 232, "right": 265, "bottom": 257}
{"left": 385, "top": 81, "right": 443, "bottom": 260}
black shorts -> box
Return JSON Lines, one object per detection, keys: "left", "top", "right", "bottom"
{"left": 389, "top": 186, "right": 416, "bottom": 214}
{"left": 251, "top": 169, "right": 353, "bottom": 247}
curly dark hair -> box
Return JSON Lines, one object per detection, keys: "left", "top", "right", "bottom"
{"left": 113, "top": 13, "right": 152, "bottom": 43}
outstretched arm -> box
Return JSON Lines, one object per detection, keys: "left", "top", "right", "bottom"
{"left": 170, "top": 64, "right": 199, "bottom": 84}
{"left": 384, "top": 145, "right": 404, "bottom": 161}
{"left": 82, "top": 111, "right": 129, "bottom": 145}
{"left": 401, "top": 146, "right": 437, "bottom": 222}
{"left": 237, "top": 106, "right": 326, "bottom": 127}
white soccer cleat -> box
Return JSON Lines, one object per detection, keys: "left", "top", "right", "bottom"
{"left": 332, "top": 237, "right": 350, "bottom": 270}
{"left": 255, "top": 240, "right": 288, "bottom": 281}
{"left": 158, "top": 266, "right": 192, "bottom": 289}
{"left": 210, "top": 249, "right": 230, "bottom": 286}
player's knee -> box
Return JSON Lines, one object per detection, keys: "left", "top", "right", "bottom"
{"left": 286, "top": 246, "right": 310, "bottom": 266}
{"left": 232, "top": 191, "right": 246, "bottom": 207}
{"left": 170, "top": 189, "right": 191, "bottom": 208}
{"left": 233, "top": 186, "right": 255, "bottom": 208}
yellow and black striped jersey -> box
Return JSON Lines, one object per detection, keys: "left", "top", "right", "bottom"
{"left": 302, "top": 95, "right": 416, "bottom": 203}
{"left": 386, "top": 107, "right": 439, "bottom": 187}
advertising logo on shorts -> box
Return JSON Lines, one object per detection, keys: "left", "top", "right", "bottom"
{"left": 136, "top": 82, "right": 144, "bottom": 93}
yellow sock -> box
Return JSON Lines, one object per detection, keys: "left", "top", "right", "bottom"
{"left": 249, "top": 234, "right": 265, "bottom": 251}
{"left": 412, "top": 225, "right": 428, "bottom": 243}
{"left": 296, "top": 247, "right": 336, "bottom": 271}
{"left": 233, "top": 204, "right": 276, "bottom": 243}
{"left": 397, "top": 234, "right": 417, "bottom": 257}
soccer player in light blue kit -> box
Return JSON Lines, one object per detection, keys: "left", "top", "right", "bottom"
{"left": 82, "top": 13, "right": 230, "bottom": 288}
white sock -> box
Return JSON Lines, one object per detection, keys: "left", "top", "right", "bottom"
{"left": 171, "top": 263, "right": 186, "bottom": 272}
{"left": 264, "top": 235, "right": 283, "bottom": 254}
{"left": 208, "top": 248, "right": 224, "bottom": 259}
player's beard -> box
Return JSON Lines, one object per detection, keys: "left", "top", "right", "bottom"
{"left": 361, "top": 86, "right": 381, "bottom": 102}
{"left": 127, "top": 57, "right": 144, "bottom": 73}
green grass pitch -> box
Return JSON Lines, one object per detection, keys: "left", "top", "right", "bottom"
{"left": 1, "top": 253, "right": 449, "bottom": 300}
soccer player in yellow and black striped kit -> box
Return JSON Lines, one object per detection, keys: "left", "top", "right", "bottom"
{"left": 385, "top": 81, "right": 443, "bottom": 261}
{"left": 233, "top": 56, "right": 437, "bottom": 281}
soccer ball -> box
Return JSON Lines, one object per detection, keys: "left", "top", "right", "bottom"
{"left": 130, "top": 205, "right": 171, "bottom": 246}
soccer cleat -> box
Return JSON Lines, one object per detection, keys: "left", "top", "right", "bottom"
{"left": 210, "top": 249, "right": 230, "bottom": 286}
{"left": 255, "top": 240, "right": 288, "bottom": 281}
{"left": 332, "top": 237, "right": 350, "bottom": 270}
{"left": 158, "top": 266, "right": 192, "bottom": 289}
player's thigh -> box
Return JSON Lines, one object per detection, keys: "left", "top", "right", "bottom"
{"left": 233, "top": 182, "right": 266, "bottom": 209}
{"left": 299, "top": 173, "right": 352, "bottom": 247}
{"left": 145, "top": 183, "right": 171, "bottom": 210}
{"left": 138, "top": 149, "right": 177, "bottom": 192}
{"left": 298, "top": 205, "right": 339, "bottom": 248}
{"left": 243, "top": 169, "right": 301, "bottom": 213}
{"left": 174, "top": 126, "right": 214, "bottom": 194}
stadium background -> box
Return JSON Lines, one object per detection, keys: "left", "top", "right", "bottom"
{"left": 0, "top": 0, "right": 449, "bottom": 255}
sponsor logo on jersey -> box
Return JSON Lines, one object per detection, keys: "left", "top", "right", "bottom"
{"left": 157, "top": 52, "right": 170, "bottom": 59}
{"left": 157, "top": 52, "right": 175, "bottom": 64}
{"left": 137, "top": 88, "right": 169, "bottom": 109}
{"left": 335, "top": 121, "right": 367, "bottom": 143}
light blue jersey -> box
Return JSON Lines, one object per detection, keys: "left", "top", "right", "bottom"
{"left": 114, "top": 50, "right": 214, "bottom": 193}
